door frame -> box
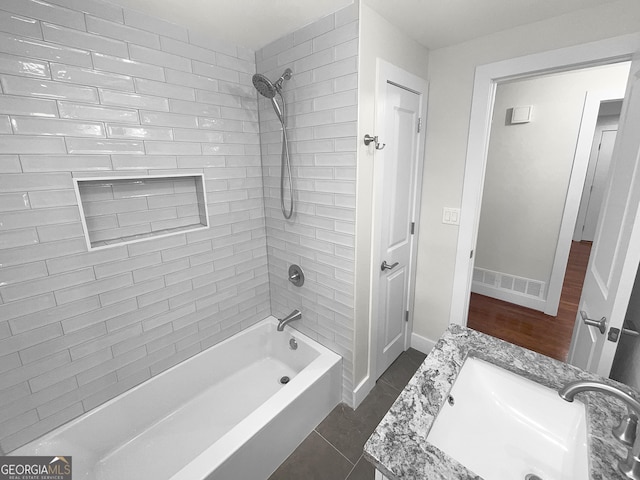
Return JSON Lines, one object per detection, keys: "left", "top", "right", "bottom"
{"left": 369, "top": 59, "right": 428, "bottom": 388}
{"left": 450, "top": 33, "right": 640, "bottom": 326}
{"left": 573, "top": 111, "right": 621, "bottom": 241}
{"left": 546, "top": 87, "right": 627, "bottom": 315}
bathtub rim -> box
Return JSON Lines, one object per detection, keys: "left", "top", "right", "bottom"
{"left": 11, "top": 315, "right": 342, "bottom": 480}
{"left": 169, "top": 316, "right": 342, "bottom": 479}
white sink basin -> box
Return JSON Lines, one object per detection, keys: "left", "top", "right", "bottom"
{"left": 427, "top": 356, "right": 589, "bottom": 480}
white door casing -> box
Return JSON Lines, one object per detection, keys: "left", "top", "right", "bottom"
{"left": 575, "top": 127, "right": 618, "bottom": 241}
{"left": 371, "top": 60, "right": 427, "bottom": 381}
{"left": 545, "top": 88, "right": 626, "bottom": 315}
{"left": 450, "top": 33, "right": 640, "bottom": 328}
{"left": 573, "top": 100, "right": 623, "bottom": 242}
{"left": 568, "top": 59, "right": 640, "bottom": 377}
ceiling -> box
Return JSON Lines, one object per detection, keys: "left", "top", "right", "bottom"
{"left": 363, "top": 0, "right": 622, "bottom": 50}
{"left": 106, "top": 0, "right": 622, "bottom": 51}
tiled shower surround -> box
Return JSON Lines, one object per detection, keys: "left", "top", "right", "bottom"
{"left": 257, "top": 4, "right": 359, "bottom": 404}
{"left": 256, "top": 3, "right": 358, "bottom": 403}
{"left": 0, "top": 0, "right": 358, "bottom": 452}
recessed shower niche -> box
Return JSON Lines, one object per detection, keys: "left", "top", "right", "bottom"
{"left": 73, "top": 174, "right": 209, "bottom": 250}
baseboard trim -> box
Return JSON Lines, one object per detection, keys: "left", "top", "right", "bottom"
{"left": 352, "top": 375, "right": 375, "bottom": 409}
{"left": 410, "top": 332, "right": 436, "bottom": 355}
{"left": 472, "top": 282, "right": 547, "bottom": 312}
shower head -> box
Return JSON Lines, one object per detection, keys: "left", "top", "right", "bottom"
{"left": 252, "top": 73, "right": 277, "bottom": 99}
{"left": 252, "top": 68, "right": 293, "bottom": 99}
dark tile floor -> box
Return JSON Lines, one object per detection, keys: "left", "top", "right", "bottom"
{"left": 268, "top": 348, "right": 427, "bottom": 480}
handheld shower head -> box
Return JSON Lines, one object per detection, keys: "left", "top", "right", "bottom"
{"left": 253, "top": 69, "right": 293, "bottom": 124}
{"left": 252, "top": 73, "right": 277, "bottom": 99}
{"left": 253, "top": 68, "right": 295, "bottom": 220}
{"left": 252, "top": 69, "right": 293, "bottom": 99}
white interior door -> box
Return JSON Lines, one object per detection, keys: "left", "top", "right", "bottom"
{"left": 568, "top": 60, "right": 640, "bottom": 377}
{"left": 576, "top": 126, "right": 618, "bottom": 241}
{"left": 375, "top": 82, "right": 421, "bottom": 379}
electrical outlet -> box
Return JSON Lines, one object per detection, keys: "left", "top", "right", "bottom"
{"left": 442, "top": 207, "right": 460, "bottom": 225}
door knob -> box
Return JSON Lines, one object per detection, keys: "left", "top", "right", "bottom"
{"left": 580, "top": 310, "right": 607, "bottom": 334}
{"left": 381, "top": 261, "right": 399, "bottom": 271}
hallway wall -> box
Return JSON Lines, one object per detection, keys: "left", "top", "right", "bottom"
{"left": 414, "top": 0, "right": 640, "bottom": 344}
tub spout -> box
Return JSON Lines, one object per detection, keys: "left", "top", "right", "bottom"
{"left": 277, "top": 309, "right": 302, "bottom": 331}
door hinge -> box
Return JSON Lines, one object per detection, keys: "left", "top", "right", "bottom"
{"left": 410, "top": 222, "right": 415, "bottom": 234}
{"left": 470, "top": 250, "right": 474, "bottom": 259}
{"left": 417, "top": 117, "right": 422, "bottom": 133}
{"left": 405, "top": 310, "right": 409, "bottom": 322}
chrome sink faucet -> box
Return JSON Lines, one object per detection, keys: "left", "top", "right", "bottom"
{"left": 560, "top": 380, "right": 640, "bottom": 479}
{"left": 277, "top": 309, "right": 302, "bottom": 331}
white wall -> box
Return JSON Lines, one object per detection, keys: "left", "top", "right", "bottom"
{"left": 476, "top": 64, "right": 630, "bottom": 287}
{"left": 354, "top": 2, "right": 428, "bottom": 396}
{"left": 413, "top": 0, "right": 640, "bottom": 343}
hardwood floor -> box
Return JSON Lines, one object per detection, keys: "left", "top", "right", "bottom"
{"left": 468, "top": 241, "right": 592, "bottom": 362}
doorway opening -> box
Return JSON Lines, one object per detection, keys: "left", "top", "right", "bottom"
{"left": 468, "top": 240, "right": 591, "bottom": 360}
{"left": 467, "top": 64, "right": 628, "bottom": 361}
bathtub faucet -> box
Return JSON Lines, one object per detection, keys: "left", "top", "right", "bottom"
{"left": 277, "top": 309, "right": 302, "bottom": 331}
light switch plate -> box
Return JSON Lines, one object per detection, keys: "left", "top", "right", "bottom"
{"left": 442, "top": 207, "right": 460, "bottom": 225}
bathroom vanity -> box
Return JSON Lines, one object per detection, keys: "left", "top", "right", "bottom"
{"left": 364, "top": 324, "right": 639, "bottom": 480}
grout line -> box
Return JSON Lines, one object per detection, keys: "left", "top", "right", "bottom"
{"left": 343, "top": 454, "right": 364, "bottom": 479}
{"left": 377, "top": 376, "right": 402, "bottom": 394}
{"left": 313, "top": 429, "right": 356, "bottom": 468}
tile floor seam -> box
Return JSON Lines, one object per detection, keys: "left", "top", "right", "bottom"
{"left": 378, "top": 377, "right": 402, "bottom": 393}
{"left": 270, "top": 350, "right": 427, "bottom": 479}
{"left": 343, "top": 454, "right": 362, "bottom": 480}
{"left": 313, "top": 427, "right": 356, "bottom": 467}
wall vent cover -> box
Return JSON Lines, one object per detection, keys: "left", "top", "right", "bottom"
{"left": 472, "top": 267, "right": 546, "bottom": 300}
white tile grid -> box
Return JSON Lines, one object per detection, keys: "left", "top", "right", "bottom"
{"left": 256, "top": 3, "right": 358, "bottom": 405}
{"left": 0, "top": 0, "right": 273, "bottom": 452}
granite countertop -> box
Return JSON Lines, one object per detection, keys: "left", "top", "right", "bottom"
{"left": 364, "top": 324, "right": 639, "bottom": 480}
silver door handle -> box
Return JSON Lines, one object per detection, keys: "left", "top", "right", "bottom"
{"left": 381, "top": 261, "right": 399, "bottom": 271}
{"left": 622, "top": 323, "right": 640, "bottom": 337}
{"left": 580, "top": 310, "right": 607, "bottom": 335}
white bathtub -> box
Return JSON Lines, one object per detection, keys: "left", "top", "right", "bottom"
{"left": 12, "top": 317, "right": 342, "bottom": 480}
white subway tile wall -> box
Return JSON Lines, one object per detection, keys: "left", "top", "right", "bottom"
{"left": 256, "top": 2, "right": 358, "bottom": 404}
{"left": 0, "top": 0, "right": 271, "bottom": 452}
